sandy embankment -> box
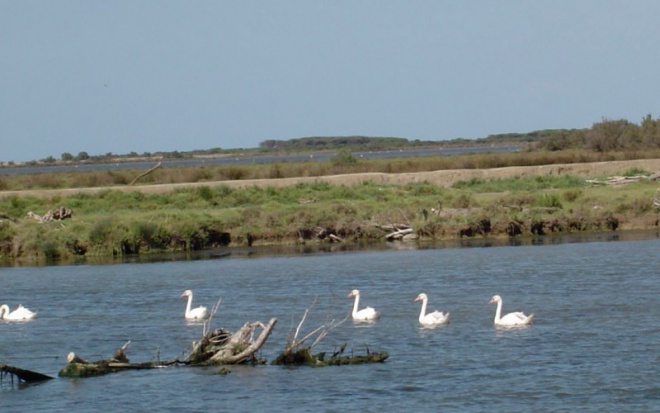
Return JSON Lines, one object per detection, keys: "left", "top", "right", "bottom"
{"left": 2, "top": 159, "right": 660, "bottom": 199}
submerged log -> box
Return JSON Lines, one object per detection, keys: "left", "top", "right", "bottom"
{"left": 272, "top": 300, "right": 388, "bottom": 367}
{"left": 1, "top": 363, "right": 53, "bottom": 384}
{"left": 272, "top": 347, "right": 389, "bottom": 367}
{"left": 59, "top": 342, "right": 177, "bottom": 378}
{"left": 59, "top": 356, "right": 172, "bottom": 378}
{"left": 60, "top": 319, "right": 278, "bottom": 378}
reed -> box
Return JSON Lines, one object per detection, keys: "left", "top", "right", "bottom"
{"left": 3, "top": 149, "right": 660, "bottom": 192}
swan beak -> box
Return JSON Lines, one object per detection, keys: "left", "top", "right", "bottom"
{"left": 488, "top": 298, "right": 495, "bottom": 304}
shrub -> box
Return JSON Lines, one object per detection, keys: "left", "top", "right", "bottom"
{"left": 622, "top": 168, "right": 649, "bottom": 177}
{"left": 563, "top": 189, "right": 583, "bottom": 202}
{"left": 89, "top": 217, "right": 117, "bottom": 246}
{"left": 451, "top": 193, "right": 475, "bottom": 209}
{"left": 536, "top": 193, "right": 563, "bottom": 209}
{"left": 330, "top": 149, "right": 358, "bottom": 167}
{"left": 196, "top": 186, "right": 214, "bottom": 202}
{"left": 40, "top": 240, "right": 61, "bottom": 262}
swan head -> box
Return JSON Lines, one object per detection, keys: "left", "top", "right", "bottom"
{"left": 347, "top": 289, "right": 360, "bottom": 298}
{"left": 414, "top": 293, "right": 427, "bottom": 302}
{"left": 489, "top": 295, "right": 502, "bottom": 304}
{"left": 181, "top": 290, "right": 193, "bottom": 298}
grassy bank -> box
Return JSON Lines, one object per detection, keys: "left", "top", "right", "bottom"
{"left": 2, "top": 157, "right": 659, "bottom": 265}
{"left": 3, "top": 149, "right": 660, "bottom": 192}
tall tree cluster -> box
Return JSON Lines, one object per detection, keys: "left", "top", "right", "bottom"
{"left": 537, "top": 114, "right": 660, "bottom": 152}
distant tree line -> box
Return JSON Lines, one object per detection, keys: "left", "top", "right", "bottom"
{"left": 259, "top": 136, "right": 424, "bottom": 151}
{"left": 532, "top": 114, "right": 660, "bottom": 152}
{"left": 20, "top": 113, "right": 660, "bottom": 166}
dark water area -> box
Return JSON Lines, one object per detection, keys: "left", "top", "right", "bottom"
{"left": 2, "top": 231, "right": 659, "bottom": 412}
{"left": 3, "top": 229, "right": 657, "bottom": 269}
{"left": 0, "top": 146, "right": 518, "bottom": 176}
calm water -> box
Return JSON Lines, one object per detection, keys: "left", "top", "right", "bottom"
{"left": 0, "top": 146, "right": 518, "bottom": 176}
{"left": 1, "top": 238, "right": 659, "bottom": 412}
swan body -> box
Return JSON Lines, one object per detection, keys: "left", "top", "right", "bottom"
{"left": 181, "top": 290, "right": 210, "bottom": 320}
{"left": 348, "top": 289, "right": 379, "bottom": 321}
{"left": 488, "top": 295, "right": 533, "bottom": 327}
{"left": 0, "top": 304, "right": 37, "bottom": 321}
{"left": 414, "top": 293, "right": 450, "bottom": 326}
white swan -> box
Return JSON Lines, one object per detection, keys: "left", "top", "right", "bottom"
{"left": 348, "top": 289, "right": 379, "bottom": 321}
{"left": 0, "top": 304, "right": 37, "bottom": 321}
{"left": 414, "top": 293, "right": 450, "bottom": 326}
{"left": 181, "top": 290, "right": 210, "bottom": 320}
{"left": 488, "top": 295, "right": 533, "bottom": 327}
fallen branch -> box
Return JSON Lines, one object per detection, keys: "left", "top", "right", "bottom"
{"left": 272, "top": 345, "right": 389, "bottom": 367}
{"left": 1, "top": 363, "right": 53, "bottom": 384}
{"left": 586, "top": 175, "right": 648, "bottom": 186}
{"left": 26, "top": 207, "right": 73, "bottom": 223}
{"left": 273, "top": 301, "right": 386, "bottom": 367}
{"left": 58, "top": 341, "right": 179, "bottom": 378}
{"left": 385, "top": 227, "right": 414, "bottom": 241}
{"left": 129, "top": 162, "right": 162, "bottom": 186}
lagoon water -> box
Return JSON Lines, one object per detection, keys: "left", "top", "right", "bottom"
{"left": 1, "top": 237, "right": 659, "bottom": 412}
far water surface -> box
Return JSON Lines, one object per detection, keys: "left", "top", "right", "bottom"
{"left": 1, "top": 238, "right": 659, "bottom": 412}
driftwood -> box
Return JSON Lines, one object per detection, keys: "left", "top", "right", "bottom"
{"left": 315, "top": 227, "right": 343, "bottom": 242}
{"left": 272, "top": 300, "right": 388, "bottom": 367}
{"left": 385, "top": 227, "right": 413, "bottom": 241}
{"left": 58, "top": 341, "right": 177, "bottom": 378}
{"left": 1, "top": 363, "right": 53, "bottom": 385}
{"left": 26, "top": 207, "right": 73, "bottom": 223}
{"left": 376, "top": 223, "right": 410, "bottom": 232}
{"left": 375, "top": 223, "right": 414, "bottom": 240}
{"left": 129, "top": 162, "right": 162, "bottom": 186}
{"left": 59, "top": 318, "right": 278, "bottom": 378}
{"left": 586, "top": 175, "right": 651, "bottom": 185}
{"left": 272, "top": 346, "right": 389, "bottom": 366}
{"left": 185, "top": 318, "right": 277, "bottom": 365}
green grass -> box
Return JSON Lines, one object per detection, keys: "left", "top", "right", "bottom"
{"left": 2, "top": 154, "right": 660, "bottom": 265}
{"left": 452, "top": 175, "right": 585, "bottom": 192}
{"left": 3, "top": 149, "right": 660, "bottom": 192}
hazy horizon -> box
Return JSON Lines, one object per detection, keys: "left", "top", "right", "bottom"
{"left": 3, "top": 1, "right": 660, "bottom": 162}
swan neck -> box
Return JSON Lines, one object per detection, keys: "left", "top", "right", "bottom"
{"left": 352, "top": 294, "right": 360, "bottom": 316}
{"left": 419, "top": 297, "right": 428, "bottom": 321}
{"left": 494, "top": 299, "right": 502, "bottom": 323}
{"left": 0, "top": 304, "right": 8, "bottom": 318}
{"left": 185, "top": 294, "right": 193, "bottom": 315}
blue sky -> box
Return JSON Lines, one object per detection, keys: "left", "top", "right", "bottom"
{"left": 2, "top": 1, "right": 660, "bottom": 162}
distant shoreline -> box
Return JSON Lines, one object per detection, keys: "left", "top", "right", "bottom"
{"left": 3, "top": 158, "right": 659, "bottom": 199}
